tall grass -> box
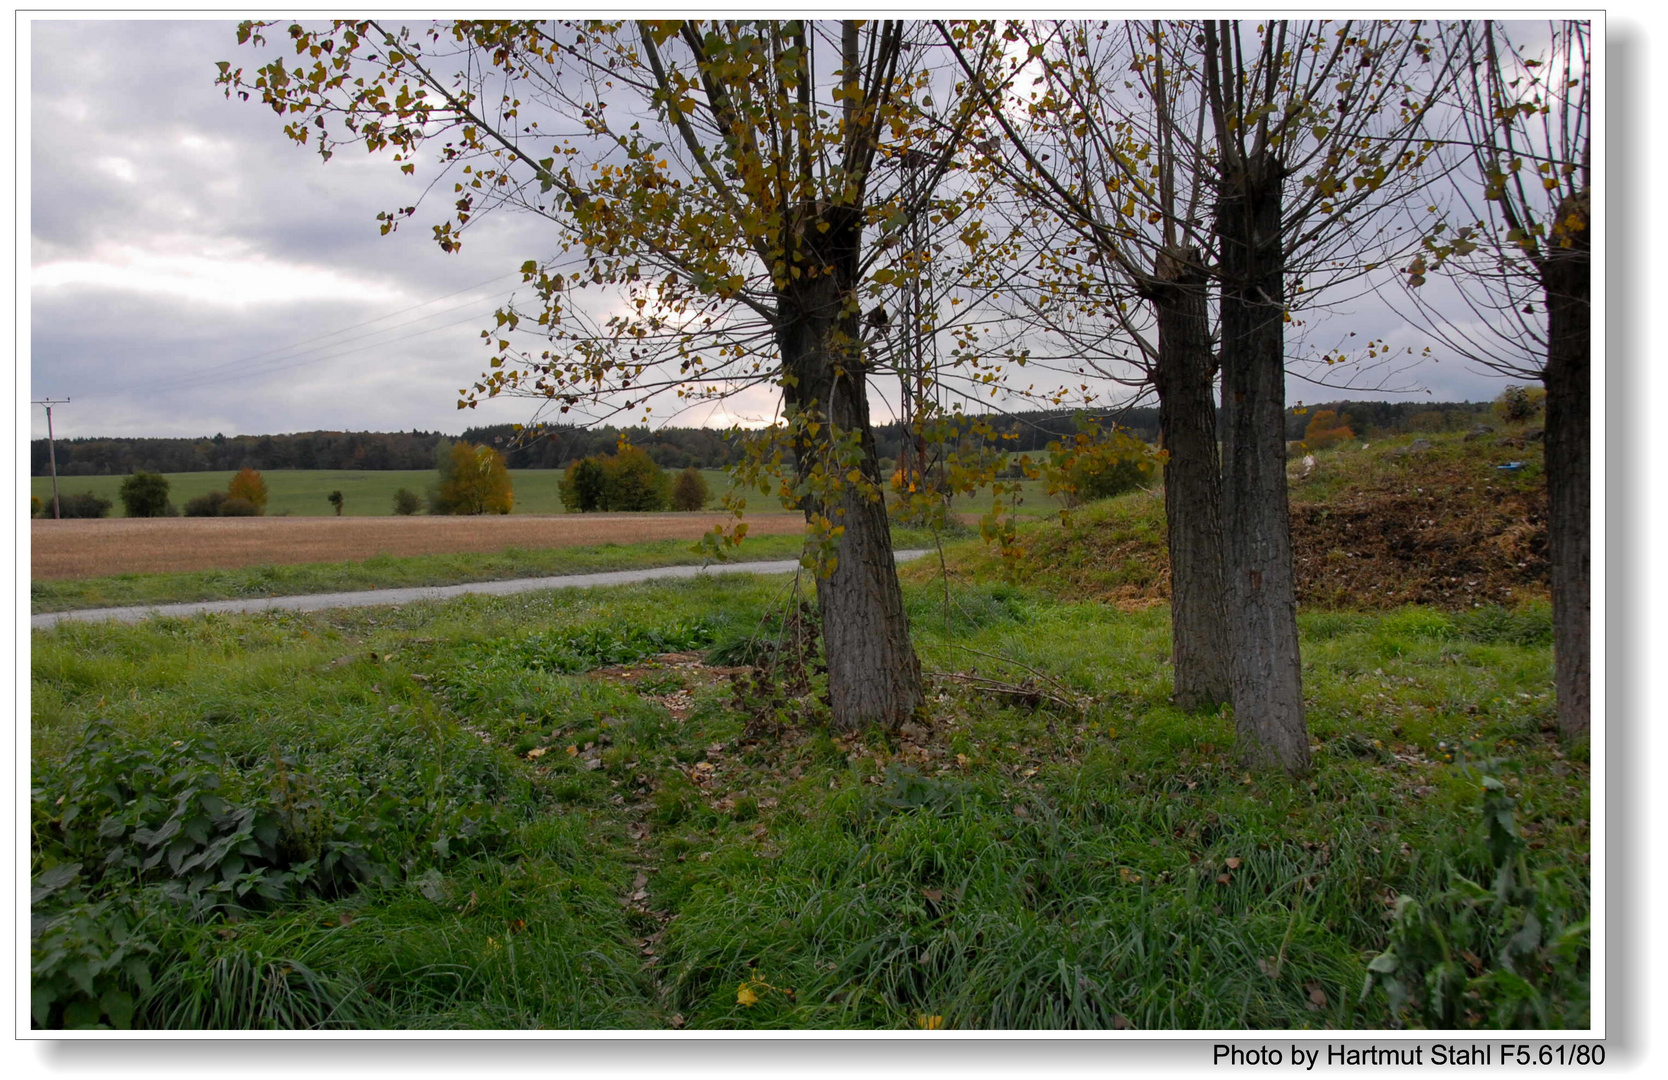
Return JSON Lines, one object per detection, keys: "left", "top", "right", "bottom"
{"left": 31, "top": 570, "right": 1585, "bottom": 1029}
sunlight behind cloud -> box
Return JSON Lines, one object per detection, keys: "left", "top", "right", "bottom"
{"left": 32, "top": 247, "right": 408, "bottom": 308}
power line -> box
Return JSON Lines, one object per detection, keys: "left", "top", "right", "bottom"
{"left": 84, "top": 268, "right": 534, "bottom": 400}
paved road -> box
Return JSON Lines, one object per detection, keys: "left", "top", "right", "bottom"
{"left": 31, "top": 551, "right": 931, "bottom": 631}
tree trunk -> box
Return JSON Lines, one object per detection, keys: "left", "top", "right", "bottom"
{"left": 1540, "top": 192, "right": 1591, "bottom": 739}
{"left": 1215, "top": 161, "right": 1310, "bottom": 773}
{"left": 1146, "top": 245, "right": 1231, "bottom": 710}
{"left": 778, "top": 202, "right": 925, "bottom": 734}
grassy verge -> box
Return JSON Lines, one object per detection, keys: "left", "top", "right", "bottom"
{"left": 29, "top": 526, "right": 950, "bottom": 614}
{"left": 31, "top": 569, "right": 1586, "bottom": 1030}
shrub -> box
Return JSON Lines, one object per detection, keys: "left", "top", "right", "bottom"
{"left": 219, "top": 497, "right": 259, "bottom": 517}
{"left": 57, "top": 492, "right": 114, "bottom": 519}
{"left": 560, "top": 447, "right": 670, "bottom": 511}
{"left": 430, "top": 441, "right": 514, "bottom": 515}
{"left": 600, "top": 445, "right": 670, "bottom": 511}
{"left": 1043, "top": 420, "right": 1159, "bottom": 507}
{"left": 1303, "top": 409, "right": 1356, "bottom": 451}
{"left": 671, "top": 467, "right": 710, "bottom": 511}
{"left": 31, "top": 494, "right": 42, "bottom": 517}
{"left": 118, "top": 472, "right": 171, "bottom": 518}
{"left": 327, "top": 491, "right": 344, "bottom": 516}
{"left": 392, "top": 487, "right": 422, "bottom": 515}
{"left": 225, "top": 467, "right": 268, "bottom": 512}
{"left": 559, "top": 458, "right": 607, "bottom": 513}
{"left": 1492, "top": 384, "right": 1546, "bottom": 425}
{"left": 183, "top": 491, "right": 227, "bottom": 517}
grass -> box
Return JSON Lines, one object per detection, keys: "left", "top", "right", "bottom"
{"left": 30, "top": 568, "right": 1587, "bottom": 1030}
{"left": 30, "top": 527, "right": 948, "bottom": 614}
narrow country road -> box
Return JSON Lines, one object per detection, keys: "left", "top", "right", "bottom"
{"left": 31, "top": 551, "right": 931, "bottom": 631}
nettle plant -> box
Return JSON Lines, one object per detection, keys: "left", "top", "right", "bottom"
{"left": 1361, "top": 755, "right": 1589, "bottom": 1029}
{"left": 30, "top": 722, "right": 385, "bottom": 1028}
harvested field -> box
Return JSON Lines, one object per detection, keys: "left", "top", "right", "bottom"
{"left": 30, "top": 512, "right": 808, "bottom": 580}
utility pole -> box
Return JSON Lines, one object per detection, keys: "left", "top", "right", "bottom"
{"left": 32, "top": 398, "right": 69, "bottom": 520}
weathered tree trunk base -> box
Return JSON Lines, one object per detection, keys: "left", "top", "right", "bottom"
{"left": 1216, "top": 165, "right": 1310, "bottom": 775}
{"left": 777, "top": 200, "right": 927, "bottom": 736}
{"left": 815, "top": 490, "right": 924, "bottom": 734}
{"left": 1149, "top": 245, "right": 1232, "bottom": 711}
{"left": 1542, "top": 194, "right": 1590, "bottom": 740}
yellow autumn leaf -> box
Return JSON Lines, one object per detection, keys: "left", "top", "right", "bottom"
{"left": 916, "top": 1013, "right": 945, "bottom": 1029}
{"left": 737, "top": 982, "right": 759, "bottom": 1007}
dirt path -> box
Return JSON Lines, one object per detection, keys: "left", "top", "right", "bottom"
{"left": 30, "top": 512, "right": 810, "bottom": 580}
{"left": 30, "top": 552, "right": 930, "bottom": 631}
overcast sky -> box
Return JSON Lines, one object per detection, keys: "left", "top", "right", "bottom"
{"left": 26, "top": 18, "right": 1562, "bottom": 443}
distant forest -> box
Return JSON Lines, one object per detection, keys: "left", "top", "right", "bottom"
{"left": 30, "top": 400, "right": 1491, "bottom": 476}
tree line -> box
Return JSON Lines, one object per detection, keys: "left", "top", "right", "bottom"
{"left": 31, "top": 399, "right": 1492, "bottom": 478}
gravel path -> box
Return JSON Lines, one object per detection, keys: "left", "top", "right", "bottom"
{"left": 31, "top": 551, "right": 930, "bottom": 631}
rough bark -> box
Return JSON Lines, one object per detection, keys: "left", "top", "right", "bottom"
{"left": 1540, "top": 192, "right": 1591, "bottom": 739}
{"left": 1144, "top": 245, "right": 1231, "bottom": 710}
{"left": 1215, "top": 161, "right": 1310, "bottom": 773}
{"left": 777, "top": 202, "right": 925, "bottom": 733}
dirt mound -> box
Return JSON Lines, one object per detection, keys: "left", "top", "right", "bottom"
{"left": 934, "top": 433, "right": 1550, "bottom": 611}
{"left": 1290, "top": 487, "right": 1546, "bottom": 610}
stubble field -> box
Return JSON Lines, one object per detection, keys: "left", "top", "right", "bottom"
{"left": 29, "top": 512, "right": 808, "bottom": 580}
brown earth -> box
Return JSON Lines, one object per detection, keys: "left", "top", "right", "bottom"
{"left": 929, "top": 435, "right": 1551, "bottom": 612}
{"left": 29, "top": 513, "right": 808, "bottom": 580}
{"left": 1288, "top": 474, "right": 1547, "bottom": 610}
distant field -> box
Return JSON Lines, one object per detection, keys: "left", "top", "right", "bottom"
{"left": 30, "top": 468, "right": 1058, "bottom": 518}
{"left": 27, "top": 511, "right": 824, "bottom": 580}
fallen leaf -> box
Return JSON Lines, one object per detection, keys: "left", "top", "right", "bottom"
{"left": 956, "top": 754, "right": 969, "bottom": 768}
{"left": 525, "top": 747, "right": 548, "bottom": 760}
{"left": 1305, "top": 981, "right": 1328, "bottom": 1009}
{"left": 566, "top": 745, "right": 578, "bottom": 756}
{"left": 1225, "top": 857, "right": 1242, "bottom": 870}
{"left": 1112, "top": 1014, "right": 1133, "bottom": 1029}
{"left": 916, "top": 1014, "right": 945, "bottom": 1030}
{"left": 922, "top": 888, "right": 943, "bottom": 904}
{"left": 737, "top": 983, "right": 759, "bottom": 1007}
{"left": 1216, "top": 873, "right": 1233, "bottom": 885}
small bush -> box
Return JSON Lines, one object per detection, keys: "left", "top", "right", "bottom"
{"left": 184, "top": 491, "right": 227, "bottom": 518}
{"left": 1492, "top": 385, "right": 1546, "bottom": 425}
{"left": 559, "top": 458, "right": 606, "bottom": 512}
{"left": 57, "top": 492, "right": 114, "bottom": 519}
{"left": 1043, "top": 420, "right": 1160, "bottom": 507}
{"left": 118, "top": 472, "right": 171, "bottom": 518}
{"left": 430, "top": 441, "right": 513, "bottom": 514}
{"left": 601, "top": 446, "right": 670, "bottom": 511}
{"left": 671, "top": 467, "right": 710, "bottom": 511}
{"left": 327, "top": 491, "right": 344, "bottom": 516}
{"left": 1304, "top": 409, "right": 1356, "bottom": 451}
{"left": 219, "top": 497, "right": 259, "bottom": 517}
{"left": 31, "top": 494, "right": 42, "bottom": 517}
{"left": 225, "top": 468, "right": 268, "bottom": 513}
{"left": 392, "top": 487, "right": 422, "bottom": 515}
